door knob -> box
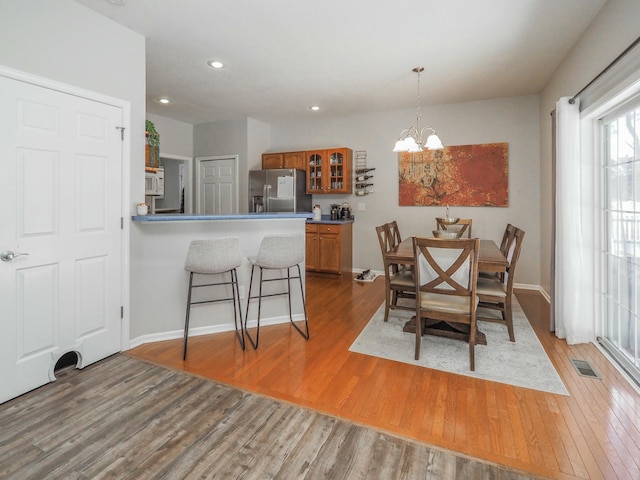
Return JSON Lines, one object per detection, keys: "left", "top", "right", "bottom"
{"left": 0, "top": 250, "right": 29, "bottom": 262}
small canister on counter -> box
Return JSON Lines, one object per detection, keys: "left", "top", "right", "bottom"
{"left": 313, "top": 204, "right": 322, "bottom": 221}
{"left": 136, "top": 203, "right": 149, "bottom": 215}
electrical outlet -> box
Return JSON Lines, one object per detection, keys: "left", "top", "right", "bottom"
{"left": 357, "top": 203, "right": 366, "bottom": 211}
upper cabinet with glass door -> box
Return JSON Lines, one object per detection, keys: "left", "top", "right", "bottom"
{"left": 306, "top": 148, "right": 352, "bottom": 194}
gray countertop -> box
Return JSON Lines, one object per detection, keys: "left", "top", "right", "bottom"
{"left": 132, "top": 212, "right": 314, "bottom": 222}
{"left": 305, "top": 214, "right": 355, "bottom": 224}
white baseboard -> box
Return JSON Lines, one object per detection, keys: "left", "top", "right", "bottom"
{"left": 514, "top": 283, "right": 551, "bottom": 303}
{"left": 127, "top": 314, "right": 305, "bottom": 350}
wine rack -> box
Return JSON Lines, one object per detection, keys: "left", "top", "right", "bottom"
{"left": 354, "top": 150, "right": 374, "bottom": 196}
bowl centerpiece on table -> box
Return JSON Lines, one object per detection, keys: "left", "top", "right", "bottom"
{"left": 436, "top": 204, "right": 459, "bottom": 228}
{"left": 432, "top": 229, "right": 463, "bottom": 239}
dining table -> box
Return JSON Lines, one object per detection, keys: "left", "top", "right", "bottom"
{"left": 385, "top": 237, "right": 508, "bottom": 345}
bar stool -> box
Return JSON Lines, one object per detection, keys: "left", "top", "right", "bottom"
{"left": 244, "top": 234, "right": 310, "bottom": 349}
{"left": 183, "top": 237, "right": 244, "bottom": 359}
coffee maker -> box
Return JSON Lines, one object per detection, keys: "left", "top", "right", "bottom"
{"left": 340, "top": 202, "right": 351, "bottom": 219}
{"left": 330, "top": 204, "right": 341, "bottom": 220}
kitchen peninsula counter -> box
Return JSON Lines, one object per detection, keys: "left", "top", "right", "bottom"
{"left": 129, "top": 212, "right": 311, "bottom": 347}
{"left": 132, "top": 212, "right": 312, "bottom": 222}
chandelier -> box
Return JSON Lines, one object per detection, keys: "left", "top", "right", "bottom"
{"left": 393, "top": 67, "right": 444, "bottom": 153}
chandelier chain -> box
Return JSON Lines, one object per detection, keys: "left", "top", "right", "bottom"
{"left": 415, "top": 67, "right": 423, "bottom": 128}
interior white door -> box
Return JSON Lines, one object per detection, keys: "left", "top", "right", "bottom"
{"left": 197, "top": 156, "right": 237, "bottom": 214}
{"left": 0, "top": 75, "right": 123, "bottom": 403}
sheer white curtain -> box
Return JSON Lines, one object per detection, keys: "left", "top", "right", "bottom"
{"left": 554, "top": 97, "right": 595, "bottom": 344}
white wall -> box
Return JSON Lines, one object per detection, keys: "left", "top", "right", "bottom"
{"left": 539, "top": 0, "right": 640, "bottom": 295}
{"left": 247, "top": 118, "right": 272, "bottom": 171}
{"left": 0, "top": 0, "right": 146, "bottom": 211}
{"left": 269, "top": 95, "right": 541, "bottom": 286}
{"left": 130, "top": 218, "right": 307, "bottom": 343}
{"left": 146, "top": 113, "right": 194, "bottom": 158}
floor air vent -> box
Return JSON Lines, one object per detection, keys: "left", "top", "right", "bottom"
{"left": 570, "top": 359, "right": 600, "bottom": 379}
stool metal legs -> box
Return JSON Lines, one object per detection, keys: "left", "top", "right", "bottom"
{"left": 244, "top": 263, "right": 309, "bottom": 349}
{"left": 183, "top": 268, "right": 245, "bottom": 360}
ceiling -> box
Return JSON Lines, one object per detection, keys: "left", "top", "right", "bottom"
{"left": 74, "top": 0, "right": 608, "bottom": 126}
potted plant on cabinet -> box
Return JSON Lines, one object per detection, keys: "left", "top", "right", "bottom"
{"left": 145, "top": 119, "right": 160, "bottom": 168}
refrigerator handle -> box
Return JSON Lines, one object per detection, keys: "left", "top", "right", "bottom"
{"left": 263, "top": 184, "right": 270, "bottom": 212}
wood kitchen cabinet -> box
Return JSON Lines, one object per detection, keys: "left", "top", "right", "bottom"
{"left": 261, "top": 151, "right": 306, "bottom": 170}
{"left": 261, "top": 147, "right": 352, "bottom": 195}
{"left": 305, "top": 222, "right": 353, "bottom": 274}
{"left": 306, "top": 148, "right": 352, "bottom": 194}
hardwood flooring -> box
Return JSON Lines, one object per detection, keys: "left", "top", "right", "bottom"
{"left": 0, "top": 353, "right": 539, "bottom": 479}
{"left": 128, "top": 274, "right": 640, "bottom": 480}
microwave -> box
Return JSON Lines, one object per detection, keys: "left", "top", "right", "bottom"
{"left": 145, "top": 167, "right": 164, "bottom": 196}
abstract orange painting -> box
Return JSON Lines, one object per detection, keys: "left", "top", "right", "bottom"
{"left": 398, "top": 142, "right": 508, "bottom": 207}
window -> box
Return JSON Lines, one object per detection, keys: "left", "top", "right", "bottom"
{"left": 601, "top": 99, "right": 640, "bottom": 383}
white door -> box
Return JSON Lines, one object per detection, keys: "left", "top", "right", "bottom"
{"left": 197, "top": 155, "right": 238, "bottom": 214}
{"left": 0, "top": 75, "right": 123, "bottom": 403}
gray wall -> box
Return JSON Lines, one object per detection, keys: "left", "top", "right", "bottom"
{"left": 539, "top": 0, "right": 640, "bottom": 295}
{"left": 268, "top": 95, "right": 541, "bottom": 286}
{"left": 164, "top": 94, "right": 542, "bottom": 287}
{"left": 193, "top": 117, "right": 271, "bottom": 213}
{"left": 194, "top": 118, "right": 249, "bottom": 213}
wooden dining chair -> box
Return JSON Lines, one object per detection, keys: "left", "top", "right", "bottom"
{"left": 499, "top": 223, "right": 517, "bottom": 256}
{"left": 389, "top": 220, "right": 402, "bottom": 248}
{"left": 376, "top": 223, "right": 415, "bottom": 322}
{"left": 388, "top": 220, "right": 413, "bottom": 274}
{"left": 479, "top": 223, "right": 516, "bottom": 280}
{"left": 476, "top": 227, "right": 525, "bottom": 342}
{"left": 436, "top": 218, "right": 472, "bottom": 238}
{"left": 413, "top": 236, "right": 480, "bottom": 370}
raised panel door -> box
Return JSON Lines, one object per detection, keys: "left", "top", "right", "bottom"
{"left": 0, "top": 75, "right": 123, "bottom": 403}
{"left": 262, "top": 153, "right": 283, "bottom": 169}
{"left": 305, "top": 229, "right": 320, "bottom": 271}
{"left": 198, "top": 157, "right": 236, "bottom": 214}
{"left": 319, "top": 232, "right": 340, "bottom": 272}
{"left": 283, "top": 151, "right": 305, "bottom": 170}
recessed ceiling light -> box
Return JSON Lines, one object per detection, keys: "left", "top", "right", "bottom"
{"left": 207, "top": 60, "right": 224, "bottom": 69}
{"left": 157, "top": 97, "right": 170, "bottom": 104}
{"left": 309, "top": 105, "right": 320, "bottom": 111}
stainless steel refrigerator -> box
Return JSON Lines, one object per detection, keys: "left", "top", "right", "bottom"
{"left": 248, "top": 169, "right": 312, "bottom": 213}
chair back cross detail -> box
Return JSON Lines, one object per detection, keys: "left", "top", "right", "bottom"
{"left": 413, "top": 236, "right": 480, "bottom": 370}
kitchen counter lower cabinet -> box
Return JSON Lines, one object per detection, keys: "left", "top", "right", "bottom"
{"left": 305, "top": 222, "right": 352, "bottom": 274}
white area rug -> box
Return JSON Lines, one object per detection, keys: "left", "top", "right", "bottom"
{"left": 349, "top": 299, "right": 569, "bottom": 396}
